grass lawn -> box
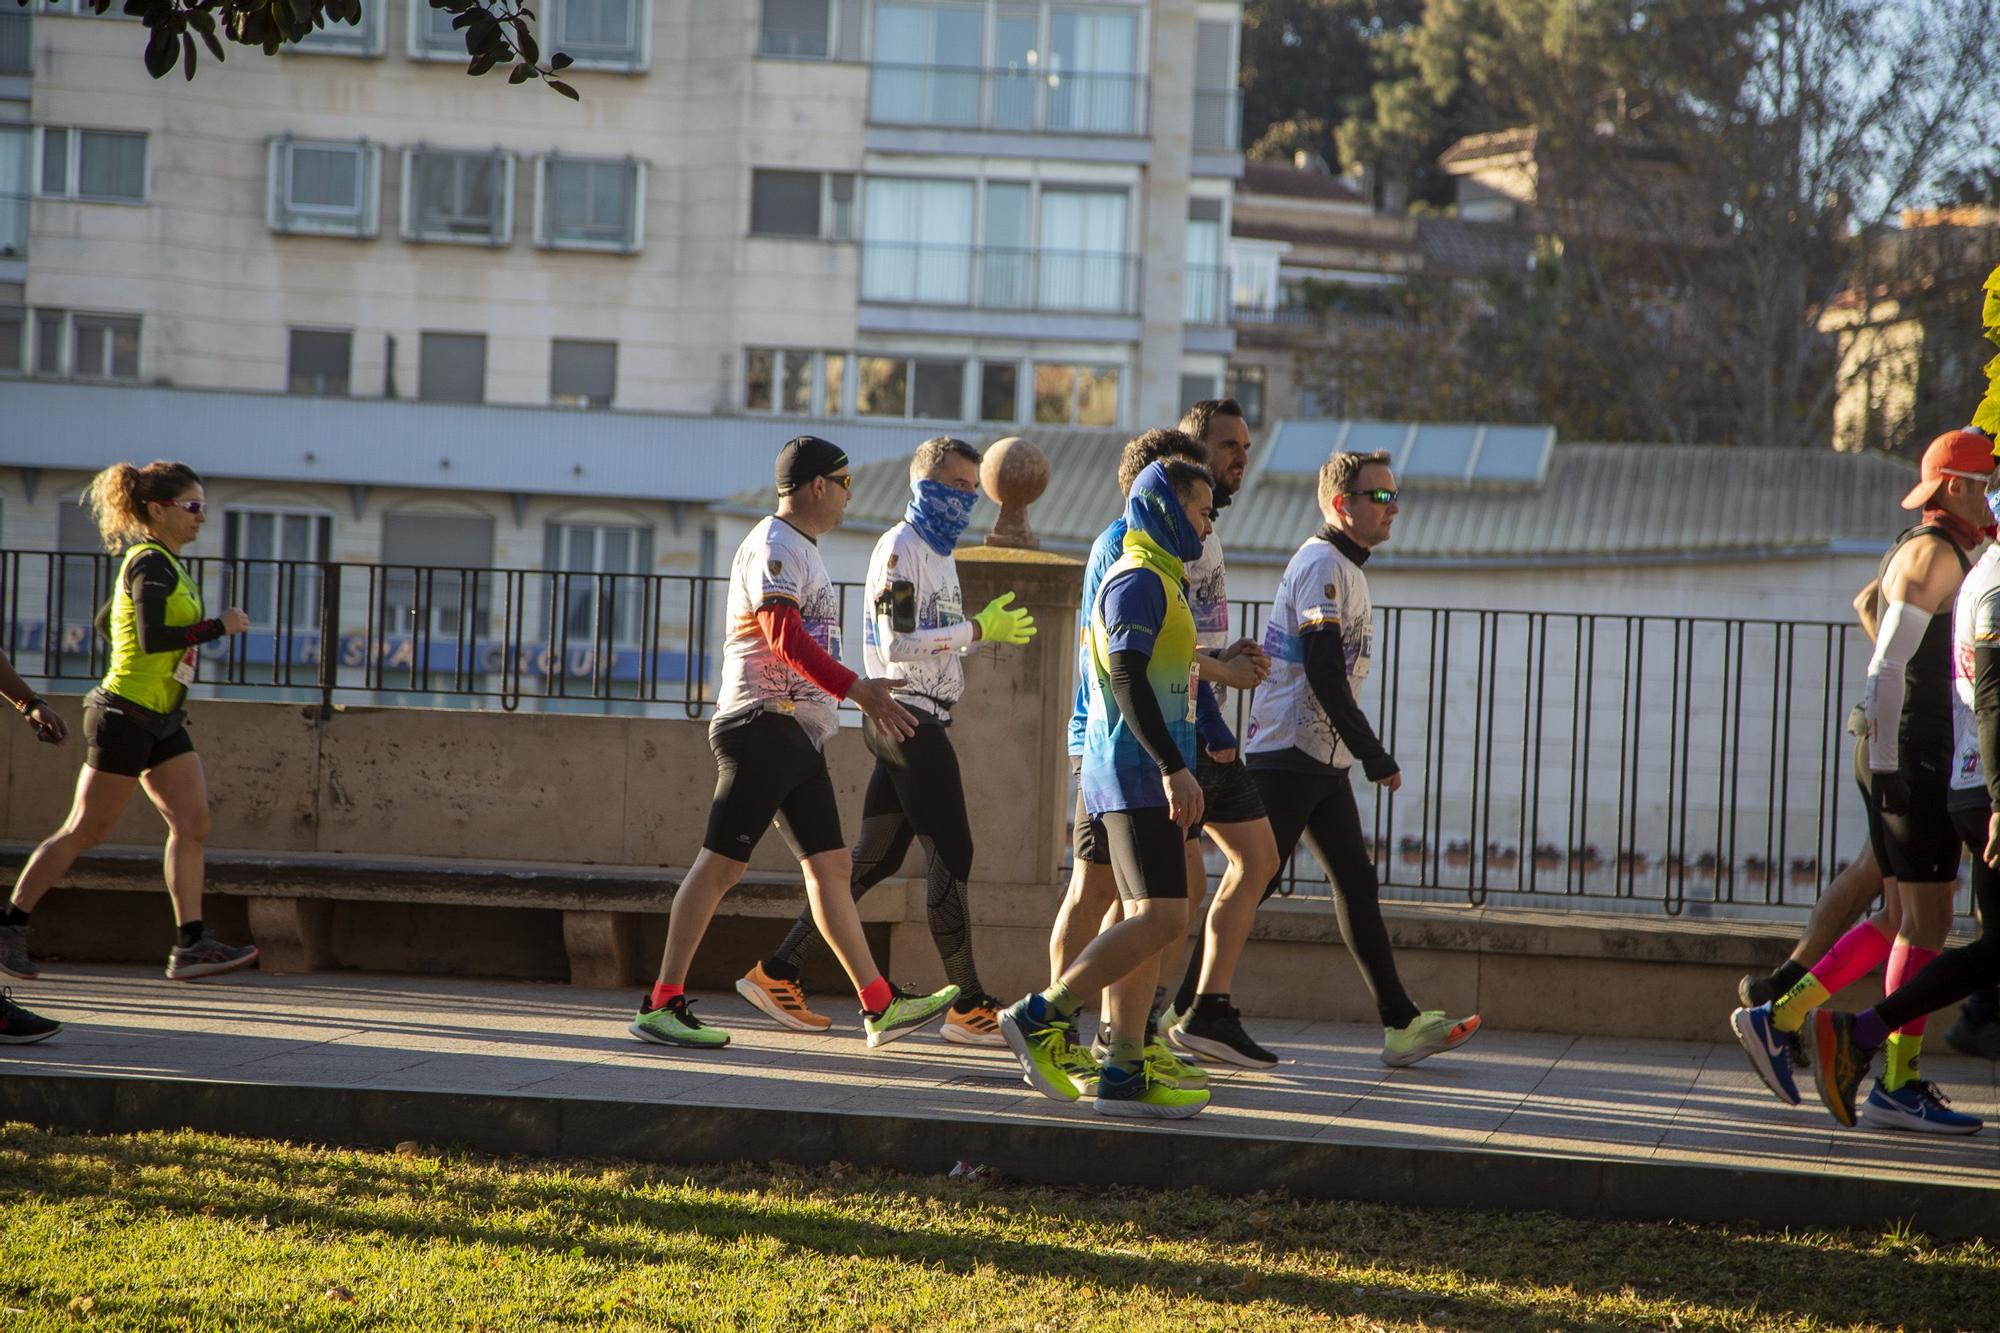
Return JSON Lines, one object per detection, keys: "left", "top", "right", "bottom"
{"left": 0, "top": 1122, "right": 1992, "bottom": 1330}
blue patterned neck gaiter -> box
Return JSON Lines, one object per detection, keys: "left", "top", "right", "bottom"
{"left": 906, "top": 479, "right": 976, "bottom": 556}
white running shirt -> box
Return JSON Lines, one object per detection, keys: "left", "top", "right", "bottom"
{"left": 1950, "top": 544, "right": 2000, "bottom": 799}
{"left": 711, "top": 515, "right": 844, "bottom": 747}
{"left": 1244, "top": 534, "right": 1373, "bottom": 769}
{"left": 861, "top": 521, "right": 979, "bottom": 720}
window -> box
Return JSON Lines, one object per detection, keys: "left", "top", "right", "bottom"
{"left": 403, "top": 148, "right": 512, "bottom": 245}
{"left": 911, "top": 358, "right": 963, "bottom": 419}
{"left": 544, "top": 520, "right": 652, "bottom": 647}
{"left": 38, "top": 127, "right": 147, "bottom": 202}
{"left": 861, "top": 176, "right": 974, "bottom": 303}
{"left": 55, "top": 499, "right": 110, "bottom": 647}
{"left": 551, "top": 0, "right": 645, "bottom": 69}
{"left": 857, "top": 354, "right": 964, "bottom": 420}
{"left": 1225, "top": 365, "right": 1265, "bottom": 426}
{"left": 1039, "top": 188, "right": 1129, "bottom": 312}
{"left": 292, "top": 2, "right": 382, "bottom": 54}
{"left": 0, "top": 126, "right": 30, "bottom": 255}
{"left": 744, "top": 347, "right": 844, "bottom": 415}
{"left": 21, "top": 308, "right": 140, "bottom": 379}
{"left": 1034, "top": 362, "right": 1118, "bottom": 426}
{"left": 223, "top": 507, "right": 331, "bottom": 630}
{"left": 381, "top": 512, "right": 495, "bottom": 641}
{"left": 288, "top": 328, "right": 351, "bottom": 396}
{"left": 749, "top": 169, "right": 854, "bottom": 240}
{"left": 1048, "top": 7, "right": 1139, "bottom": 133}
{"left": 536, "top": 154, "right": 643, "bottom": 252}
{"left": 419, "top": 331, "right": 487, "bottom": 404}
{"left": 857, "top": 355, "right": 907, "bottom": 417}
{"left": 1184, "top": 198, "right": 1226, "bottom": 324}
{"left": 0, "top": 10, "right": 30, "bottom": 73}
{"left": 978, "top": 361, "right": 1017, "bottom": 422}
{"left": 409, "top": 0, "right": 462, "bottom": 57}
{"left": 551, "top": 338, "right": 616, "bottom": 408}
{"left": 1180, "top": 373, "right": 1217, "bottom": 411}
{"left": 0, "top": 306, "right": 21, "bottom": 375}
{"left": 760, "top": 0, "right": 859, "bottom": 58}
{"left": 869, "top": 3, "right": 984, "bottom": 126}
{"left": 268, "top": 138, "right": 380, "bottom": 238}
{"left": 1193, "top": 20, "right": 1240, "bottom": 151}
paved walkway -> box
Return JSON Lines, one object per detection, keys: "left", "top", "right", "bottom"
{"left": 4, "top": 967, "right": 1996, "bottom": 1231}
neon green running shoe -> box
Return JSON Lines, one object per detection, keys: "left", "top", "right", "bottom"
{"left": 628, "top": 994, "right": 730, "bottom": 1049}
{"left": 1383, "top": 1010, "right": 1481, "bottom": 1067}
{"left": 1093, "top": 1062, "right": 1209, "bottom": 1119}
{"left": 863, "top": 983, "right": 960, "bottom": 1049}
{"left": 1001, "top": 997, "right": 1082, "bottom": 1101}
{"left": 1145, "top": 1038, "right": 1208, "bottom": 1090}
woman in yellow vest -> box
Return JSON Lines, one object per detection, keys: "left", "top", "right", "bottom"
{"left": 0, "top": 461, "right": 260, "bottom": 984}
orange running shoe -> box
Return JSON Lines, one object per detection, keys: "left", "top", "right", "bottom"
{"left": 735, "top": 962, "right": 832, "bottom": 1032}
{"left": 940, "top": 994, "right": 1006, "bottom": 1046}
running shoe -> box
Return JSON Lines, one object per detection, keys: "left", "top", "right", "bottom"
{"left": 1729, "top": 1004, "right": 1800, "bottom": 1106}
{"left": 1943, "top": 1009, "right": 2000, "bottom": 1061}
{"left": 1145, "top": 1038, "right": 1208, "bottom": 1090}
{"left": 1382, "top": 1010, "right": 1481, "bottom": 1068}
{"left": 1157, "top": 1002, "right": 1185, "bottom": 1041}
{"left": 735, "top": 962, "right": 832, "bottom": 1032}
{"left": 1807, "top": 1009, "right": 1871, "bottom": 1127}
{"left": 629, "top": 994, "right": 730, "bottom": 1049}
{"left": 1025, "top": 1035, "right": 1098, "bottom": 1094}
{"left": 1737, "top": 971, "right": 1779, "bottom": 1009}
{"left": 1092, "top": 1062, "right": 1209, "bottom": 1119}
{"left": 0, "top": 988, "right": 59, "bottom": 1045}
{"left": 1858, "top": 1079, "right": 1984, "bottom": 1135}
{"left": 0, "top": 924, "right": 38, "bottom": 981}
{"left": 1000, "top": 997, "right": 1081, "bottom": 1101}
{"left": 1172, "top": 1002, "right": 1279, "bottom": 1070}
{"left": 862, "top": 983, "right": 959, "bottom": 1049}
{"left": 940, "top": 994, "right": 1006, "bottom": 1047}
{"left": 165, "top": 933, "right": 259, "bottom": 981}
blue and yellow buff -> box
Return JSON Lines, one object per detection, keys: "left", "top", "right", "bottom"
{"left": 1080, "top": 461, "right": 1204, "bottom": 814}
{"left": 906, "top": 479, "right": 977, "bottom": 556}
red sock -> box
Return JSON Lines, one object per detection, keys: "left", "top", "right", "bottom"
{"left": 859, "top": 976, "right": 894, "bottom": 1014}
{"left": 649, "top": 982, "right": 684, "bottom": 1010}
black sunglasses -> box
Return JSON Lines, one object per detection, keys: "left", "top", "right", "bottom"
{"left": 1346, "top": 487, "right": 1398, "bottom": 505}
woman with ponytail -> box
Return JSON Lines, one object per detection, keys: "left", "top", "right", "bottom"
{"left": 0, "top": 461, "right": 260, "bottom": 985}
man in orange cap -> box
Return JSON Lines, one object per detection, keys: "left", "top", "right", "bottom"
{"left": 1732, "top": 427, "right": 1996, "bottom": 1132}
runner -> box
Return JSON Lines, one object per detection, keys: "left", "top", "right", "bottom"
{"left": 0, "top": 461, "right": 259, "bottom": 985}
{"left": 1811, "top": 461, "right": 2000, "bottom": 1131}
{"left": 1732, "top": 428, "right": 1994, "bottom": 1128}
{"left": 737, "top": 436, "right": 1037, "bottom": 1045}
{"left": 628, "top": 435, "right": 959, "bottom": 1051}
{"left": 1242, "top": 450, "right": 1482, "bottom": 1067}
{"left": 1003, "top": 458, "right": 1217, "bottom": 1118}
{"left": 0, "top": 649, "right": 67, "bottom": 1042}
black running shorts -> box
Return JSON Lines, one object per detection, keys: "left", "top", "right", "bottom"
{"left": 1856, "top": 737, "right": 1960, "bottom": 885}
{"left": 1102, "top": 806, "right": 1191, "bottom": 903}
{"left": 703, "top": 711, "right": 845, "bottom": 862}
{"left": 1195, "top": 750, "right": 1266, "bottom": 826}
{"left": 84, "top": 699, "right": 196, "bottom": 778}
{"left": 1073, "top": 757, "right": 1199, "bottom": 865}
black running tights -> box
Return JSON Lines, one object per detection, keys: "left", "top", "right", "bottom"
{"left": 1875, "top": 807, "right": 2000, "bottom": 1031}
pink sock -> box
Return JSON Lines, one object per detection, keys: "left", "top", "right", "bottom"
{"left": 1884, "top": 942, "right": 1941, "bottom": 1035}
{"left": 1808, "top": 920, "right": 1895, "bottom": 994}
{"left": 649, "top": 982, "right": 684, "bottom": 1010}
{"left": 859, "top": 976, "right": 894, "bottom": 1013}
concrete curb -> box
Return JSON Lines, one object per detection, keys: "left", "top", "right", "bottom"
{"left": 3, "top": 1071, "right": 1994, "bottom": 1240}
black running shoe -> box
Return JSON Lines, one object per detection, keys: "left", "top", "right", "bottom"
{"left": 1172, "top": 1002, "right": 1279, "bottom": 1070}
{"left": 1944, "top": 1011, "right": 2000, "bottom": 1061}
{"left": 0, "top": 923, "right": 38, "bottom": 980}
{"left": 166, "top": 933, "right": 260, "bottom": 981}
{"left": 0, "top": 988, "right": 60, "bottom": 1044}
{"left": 1737, "top": 972, "right": 1778, "bottom": 1008}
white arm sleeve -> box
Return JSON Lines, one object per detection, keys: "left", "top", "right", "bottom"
{"left": 881, "top": 618, "right": 976, "bottom": 662}
{"left": 1861, "top": 600, "right": 1932, "bottom": 771}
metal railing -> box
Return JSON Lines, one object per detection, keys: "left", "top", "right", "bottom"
{"left": 9, "top": 548, "right": 1901, "bottom": 920}
{"left": 868, "top": 62, "right": 1147, "bottom": 137}
{"left": 1183, "top": 264, "right": 1232, "bottom": 326}
{"left": 860, "top": 241, "right": 1140, "bottom": 315}
{"left": 1232, "top": 302, "right": 1319, "bottom": 327}
{"left": 1192, "top": 88, "right": 1241, "bottom": 152}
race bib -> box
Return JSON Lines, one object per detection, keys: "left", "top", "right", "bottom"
{"left": 1186, "top": 661, "right": 1200, "bottom": 724}
{"left": 173, "top": 648, "right": 198, "bottom": 686}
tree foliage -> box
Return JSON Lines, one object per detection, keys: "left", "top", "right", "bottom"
{"left": 18, "top": 0, "right": 577, "bottom": 94}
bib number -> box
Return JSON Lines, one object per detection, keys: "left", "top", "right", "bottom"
{"left": 1186, "top": 662, "right": 1200, "bottom": 724}
{"left": 173, "top": 649, "right": 198, "bottom": 686}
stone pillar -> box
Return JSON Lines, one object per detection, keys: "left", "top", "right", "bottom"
{"left": 246, "top": 897, "right": 336, "bottom": 973}
{"left": 562, "top": 909, "right": 645, "bottom": 989}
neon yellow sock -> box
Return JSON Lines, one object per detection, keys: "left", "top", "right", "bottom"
{"left": 1769, "top": 975, "right": 1831, "bottom": 1032}
{"left": 1883, "top": 1032, "right": 1924, "bottom": 1091}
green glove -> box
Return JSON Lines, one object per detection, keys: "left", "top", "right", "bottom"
{"left": 973, "top": 591, "right": 1036, "bottom": 645}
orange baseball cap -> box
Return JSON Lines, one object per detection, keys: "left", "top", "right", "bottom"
{"left": 1902, "top": 428, "right": 1997, "bottom": 509}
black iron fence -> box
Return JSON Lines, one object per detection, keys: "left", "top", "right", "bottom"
{"left": 10, "top": 550, "right": 1887, "bottom": 920}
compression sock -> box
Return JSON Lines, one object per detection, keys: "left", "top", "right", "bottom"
{"left": 647, "top": 982, "right": 684, "bottom": 1010}
{"left": 1878, "top": 940, "right": 1939, "bottom": 1090}
{"left": 1027, "top": 980, "right": 1080, "bottom": 1024}
{"left": 1883, "top": 1032, "right": 1926, "bottom": 1091}
{"left": 1852, "top": 1008, "right": 1892, "bottom": 1049}
{"left": 2, "top": 904, "right": 27, "bottom": 927}
{"left": 858, "top": 977, "right": 894, "bottom": 1014}
{"left": 1767, "top": 959, "right": 1809, "bottom": 996}
{"left": 1772, "top": 921, "right": 1894, "bottom": 1031}
{"left": 177, "top": 920, "right": 204, "bottom": 948}
{"left": 761, "top": 956, "right": 803, "bottom": 983}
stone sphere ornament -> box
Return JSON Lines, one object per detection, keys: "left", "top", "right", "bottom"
{"left": 981, "top": 436, "right": 1050, "bottom": 549}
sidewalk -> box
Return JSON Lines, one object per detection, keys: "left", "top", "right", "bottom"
{"left": 3, "top": 967, "right": 1996, "bottom": 1236}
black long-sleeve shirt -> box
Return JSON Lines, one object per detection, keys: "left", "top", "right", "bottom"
{"left": 1106, "top": 648, "right": 1187, "bottom": 777}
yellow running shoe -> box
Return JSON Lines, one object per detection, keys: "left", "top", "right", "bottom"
{"left": 1145, "top": 1037, "right": 1208, "bottom": 1090}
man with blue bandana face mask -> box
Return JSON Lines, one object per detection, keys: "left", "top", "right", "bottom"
{"left": 740, "top": 436, "right": 1038, "bottom": 1046}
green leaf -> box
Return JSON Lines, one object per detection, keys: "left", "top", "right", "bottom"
{"left": 144, "top": 23, "right": 178, "bottom": 77}
{"left": 182, "top": 31, "right": 197, "bottom": 79}
{"left": 511, "top": 17, "right": 537, "bottom": 64}
{"left": 508, "top": 60, "right": 533, "bottom": 83}
{"left": 549, "top": 51, "right": 571, "bottom": 70}
{"left": 468, "top": 45, "right": 502, "bottom": 75}
{"left": 546, "top": 77, "right": 578, "bottom": 99}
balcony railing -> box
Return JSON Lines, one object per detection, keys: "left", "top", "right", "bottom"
{"left": 1232, "top": 301, "right": 1319, "bottom": 327}
{"left": 1183, "top": 264, "right": 1232, "bottom": 326}
{"left": 0, "top": 10, "right": 29, "bottom": 73}
{"left": 867, "top": 62, "right": 1148, "bottom": 137}
{"left": 1192, "top": 88, "right": 1241, "bottom": 152}
{"left": 860, "top": 241, "right": 1140, "bottom": 316}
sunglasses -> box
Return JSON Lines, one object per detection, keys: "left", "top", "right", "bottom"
{"left": 1940, "top": 466, "right": 2000, "bottom": 494}
{"left": 1346, "top": 487, "right": 1399, "bottom": 505}
{"left": 828, "top": 473, "right": 853, "bottom": 491}
{"left": 165, "top": 499, "right": 205, "bottom": 516}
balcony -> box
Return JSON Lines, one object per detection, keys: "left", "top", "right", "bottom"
{"left": 1184, "top": 265, "right": 1232, "bottom": 326}
{"left": 1193, "top": 88, "right": 1240, "bottom": 152}
{"left": 867, "top": 62, "right": 1147, "bottom": 138}
{"left": 861, "top": 241, "right": 1140, "bottom": 316}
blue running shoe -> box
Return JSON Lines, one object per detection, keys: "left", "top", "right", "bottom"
{"left": 1858, "top": 1079, "right": 1984, "bottom": 1135}
{"left": 1730, "top": 1004, "right": 1800, "bottom": 1106}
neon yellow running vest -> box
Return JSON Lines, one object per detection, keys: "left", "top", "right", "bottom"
{"left": 101, "top": 542, "right": 203, "bottom": 713}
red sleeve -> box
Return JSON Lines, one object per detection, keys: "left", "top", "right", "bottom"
{"left": 756, "top": 602, "right": 857, "bottom": 700}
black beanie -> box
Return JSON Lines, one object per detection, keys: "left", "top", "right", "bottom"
{"left": 775, "top": 436, "right": 848, "bottom": 495}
